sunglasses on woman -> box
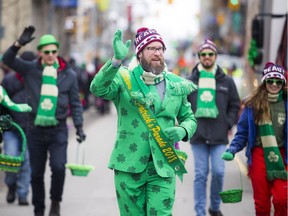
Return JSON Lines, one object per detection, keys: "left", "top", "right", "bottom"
{"left": 265, "top": 79, "right": 284, "bottom": 86}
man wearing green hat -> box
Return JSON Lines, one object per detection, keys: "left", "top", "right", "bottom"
{"left": 2, "top": 26, "right": 86, "bottom": 216}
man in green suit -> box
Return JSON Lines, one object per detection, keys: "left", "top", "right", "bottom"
{"left": 90, "top": 27, "right": 197, "bottom": 216}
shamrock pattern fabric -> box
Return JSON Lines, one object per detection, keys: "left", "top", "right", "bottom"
{"left": 114, "top": 162, "right": 176, "bottom": 215}
{"left": 90, "top": 59, "right": 197, "bottom": 178}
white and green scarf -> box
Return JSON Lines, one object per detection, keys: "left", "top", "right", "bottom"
{"left": 195, "top": 64, "right": 219, "bottom": 118}
{"left": 258, "top": 92, "right": 288, "bottom": 181}
{"left": 34, "top": 62, "right": 59, "bottom": 126}
{"left": 141, "top": 71, "right": 164, "bottom": 85}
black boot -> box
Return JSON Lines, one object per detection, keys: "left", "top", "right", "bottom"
{"left": 209, "top": 208, "right": 223, "bottom": 216}
{"left": 49, "top": 200, "right": 60, "bottom": 216}
{"left": 6, "top": 183, "right": 16, "bottom": 203}
{"left": 18, "top": 197, "right": 29, "bottom": 206}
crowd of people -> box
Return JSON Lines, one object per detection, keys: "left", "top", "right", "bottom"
{"left": 0, "top": 25, "right": 286, "bottom": 216}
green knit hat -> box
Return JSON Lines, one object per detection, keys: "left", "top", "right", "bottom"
{"left": 37, "top": 34, "right": 60, "bottom": 50}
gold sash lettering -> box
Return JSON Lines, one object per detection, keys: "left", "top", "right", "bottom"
{"left": 120, "top": 70, "right": 132, "bottom": 90}
{"left": 120, "top": 69, "right": 182, "bottom": 166}
{"left": 138, "top": 104, "right": 178, "bottom": 163}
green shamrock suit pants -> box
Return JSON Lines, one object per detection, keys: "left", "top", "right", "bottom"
{"left": 114, "top": 161, "right": 175, "bottom": 216}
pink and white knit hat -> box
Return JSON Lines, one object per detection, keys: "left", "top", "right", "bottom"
{"left": 262, "top": 62, "right": 286, "bottom": 83}
{"left": 198, "top": 38, "right": 217, "bottom": 53}
{"left": 134, "top": 27, "right": 165, "bottom": 56}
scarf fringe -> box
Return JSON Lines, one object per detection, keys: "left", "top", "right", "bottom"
{"left": 130, "top": 91, "right": 156, "bottom": 107}
{"left": 267, "top": 170, "right": 288, "bottom": 181}
{"left": 195, "top": 108, "right": 219, "bottom": 118}
{"left": 34, "top": 116, "right": 58, "bottom": 126}
{"left": 169, "top": 81, "right": 197, "bottom": 96}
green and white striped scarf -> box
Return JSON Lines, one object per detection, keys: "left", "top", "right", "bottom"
{"left": 141, "top": 71, "right": 164, "bottom": 85}
{"left": 195, "top": 64, "right": 219, "bottom": 118}
{"left": 258, "top": 92, "right": 288, "bottom": 181}
{"left": 34, "top": 62, "right": 59, "bottom": 126}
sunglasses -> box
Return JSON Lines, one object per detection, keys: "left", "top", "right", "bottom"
{"left": 43, "top": 50, "right": 58, "bottom": 55}
{"left": 265, "top": 79, "right": 284, "bottom": 86}
{"left": 199, "top": 52, "right": 215, "bottom": 57}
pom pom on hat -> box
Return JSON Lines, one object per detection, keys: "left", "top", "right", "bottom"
{"left": 262, "top": 61, "right": 286, "bottom": 83}
{"left": 198, "top": 38, "right": 217, "bottom": 53}
{"left": 134, "top": 27, "right": 165, "bottom": 56}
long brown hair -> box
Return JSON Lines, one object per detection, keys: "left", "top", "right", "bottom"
{"left": 243, "top": 82, "right": 287, "bottom": 124}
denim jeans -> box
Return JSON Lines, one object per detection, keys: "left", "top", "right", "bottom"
{"left": 3, "top": 130, "right": 31, "bottom": 199}
{"left": 191, "top": 143, "right": 226, "bottom": 216}
{"left": 27, "top": 123, "right": 68, "bottom": 214}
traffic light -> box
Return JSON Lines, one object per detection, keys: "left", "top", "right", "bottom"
{"left": 248, "top": 17, "right": 264, "bottom": 66}
{"left": 228, "top": 0, "right": 240, "bottom": 11}
{"left": 252, "top": 18, "right": 264, "bottom": 48}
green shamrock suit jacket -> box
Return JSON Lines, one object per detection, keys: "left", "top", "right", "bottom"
{"left": 90, "top": 59, "right": 197, "bottom": 177}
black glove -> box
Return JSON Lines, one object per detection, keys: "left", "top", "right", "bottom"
{"left": 76, "top": 125, "right": 86, "bottom": 143}
{"left": 17, "top": 26, "right": 36, "bottom": 46}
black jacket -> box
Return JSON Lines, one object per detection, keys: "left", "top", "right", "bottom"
{"left": 2, "top": 45, "right": 84, "bottom": 128}
{"left": 188, "top": 63, "right": 240, "bottom": 144}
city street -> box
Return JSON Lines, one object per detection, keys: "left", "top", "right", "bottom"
{"left": 0, "top": 106, "right": 255, "bottom": 216}
{"left": 0, "top": 0, "right": 285, "bottom": 215}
